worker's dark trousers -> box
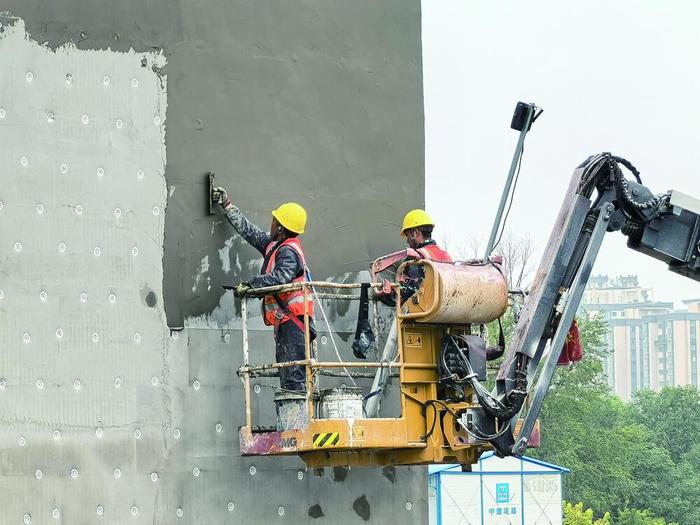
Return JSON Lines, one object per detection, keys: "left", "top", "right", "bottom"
{"left": 274, "top": 320, "right": 308, "bottom": 392}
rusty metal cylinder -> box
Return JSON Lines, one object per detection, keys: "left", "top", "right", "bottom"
{"left": 398, "top": 260, "right": 508, "bottom": 324}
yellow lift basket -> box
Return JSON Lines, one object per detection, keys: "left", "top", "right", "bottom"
{"left": 237, "top": 259, "right": 539, "bottom": 468}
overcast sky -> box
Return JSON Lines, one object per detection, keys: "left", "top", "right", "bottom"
{"left": 422, "top": 0, "right": 700, "bottom": 306}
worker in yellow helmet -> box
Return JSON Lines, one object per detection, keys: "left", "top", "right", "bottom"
{"left": 212, "top": 186, "right": 315, "bottom": 392}
{"left": 400, "top": 209, "right": 452, "bottom": 301}
{"left": 401, "top": 209, "right": 452, "bottom": 262}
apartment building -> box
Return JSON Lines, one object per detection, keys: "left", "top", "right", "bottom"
{"left": 582, "top": 275, "right": 700, "bottom": 401}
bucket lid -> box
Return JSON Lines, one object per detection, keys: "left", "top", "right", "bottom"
{"left": 320, "top": 386, "right": 363, "bottom": 397}
{"left": 274, "top": 391, "right": 307, "bottom": 401}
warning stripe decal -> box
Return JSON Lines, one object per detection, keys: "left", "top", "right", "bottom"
{"left": 312, "top": 432, "right": 340, "bottom": 448}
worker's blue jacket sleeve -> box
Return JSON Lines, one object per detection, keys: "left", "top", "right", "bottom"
{"left": 222, "top": 205, "right": 303, "bottom": 288}
{"left": 223, "top": 205, "right": 271, "bottom": 255}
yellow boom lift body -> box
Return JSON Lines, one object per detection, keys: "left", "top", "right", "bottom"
{"left": 238, "top": 259, "right": 538, "bottom": 467}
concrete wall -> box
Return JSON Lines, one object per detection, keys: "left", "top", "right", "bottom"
{"left": 0, "top": 2, "right": 426, "bottom": 523}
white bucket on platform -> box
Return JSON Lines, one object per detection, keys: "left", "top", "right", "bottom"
{"left": 274, "top": 391, "right": 309, "bottom": 431}
{"left": 320, "top": 386, "right": 364, "bottom": 419}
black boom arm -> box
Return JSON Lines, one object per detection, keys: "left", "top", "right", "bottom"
{"left": 481, "top": 153, "right": 700, "bottom": 456}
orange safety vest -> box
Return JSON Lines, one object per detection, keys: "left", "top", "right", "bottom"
{"left": 416, "top": 243, "right": 453, "bottom": 263}
{"left": 261, "top": 238, "right": 315, "bottom": 327}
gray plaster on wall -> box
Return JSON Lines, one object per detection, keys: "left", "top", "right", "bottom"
{"left": 0, "top": 0, "right": 425, "bottom": 326}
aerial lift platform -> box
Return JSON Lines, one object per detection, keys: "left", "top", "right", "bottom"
{"left": 235, "top": 151, "right": 700, "bottom": 469}
{"left": 237, "top": 258, "right": 526, "bottom": 467}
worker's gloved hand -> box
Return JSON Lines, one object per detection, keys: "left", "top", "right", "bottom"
{"left": 233, "top": 282, "right": 251, "bottom": 297}
{"left": 212, "top": 186, "right": 232, "bottom": 210}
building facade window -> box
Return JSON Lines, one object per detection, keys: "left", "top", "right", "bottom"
{"left": 630, "top": 326, "right": 638, "bottom": 393}
{"left": 641, "top": 324, "right": 650, "bottom": 389}
{"left": 605, "top": 329, "right": 615, "bottom": 391}
{"left": 657, "top": 325, "right": 668, "bottom": 387}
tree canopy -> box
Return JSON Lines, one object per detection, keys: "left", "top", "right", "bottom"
{"left": 526, "top": 313, "right": 700, "bottom": 525}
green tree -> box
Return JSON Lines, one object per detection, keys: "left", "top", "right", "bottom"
{"left": 628, "top": 445, "right": 700, "bottom": 525}
{"left": 615, "top": 508, "right": 678, "bottom": 525}
{"left": 531, "top": 314, "right": 695, "bottom": 521}
{"left": 533, "top": 313, "right": 639, "bottom": 514}
{"left": 629, "top": 387, "right": 700, "bottom": 462}
{"left": 495, "top": 306, "right": 700, "bottom": 525}
{"left": 563, "top": 502, "right": 613, "bottom": 525}
{"left": 564, "top": 502, "right": 595, "bottom": 525}
{"left": 682, "top": 442, "right": 700, "bottom": 470}
{"left": 624, "top": 388, "right": 700, "bottom": 525}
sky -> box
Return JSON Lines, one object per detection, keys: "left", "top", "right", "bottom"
{"left": 422, "top": 0, "right": 700, "bottom": 306}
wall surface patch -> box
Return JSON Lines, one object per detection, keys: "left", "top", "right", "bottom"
{"left": 0, "top": 16, "right": 169, "bottom": 521}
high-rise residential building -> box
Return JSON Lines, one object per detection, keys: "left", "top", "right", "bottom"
{"left": 582, "top": 275, "right": 700, "bottom": 401}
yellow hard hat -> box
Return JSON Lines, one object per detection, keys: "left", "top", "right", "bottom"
{"left": 401, "top": 209, "right": 434, "bottom": 236}
{"left": 272, "top": 202, "right": 307, "bottom": 234}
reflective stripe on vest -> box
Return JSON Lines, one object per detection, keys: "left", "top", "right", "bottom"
{"left": 261, "top": 238, "right": 315, "bottom": 326}
{"left": 416, "top": 244, "right": 453, "bottom": 263}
